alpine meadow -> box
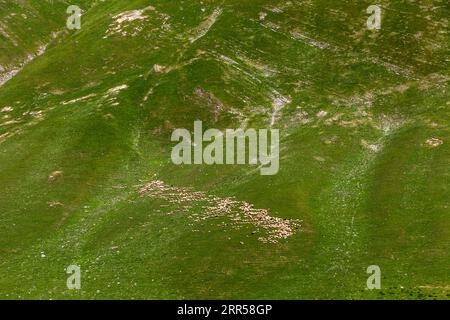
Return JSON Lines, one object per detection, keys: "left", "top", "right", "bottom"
{"left": 0, "top": 0, "right": 449, "bottom": 300}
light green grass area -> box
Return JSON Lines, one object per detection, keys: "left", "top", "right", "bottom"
{"left": 0, "top": 0, "right": 448, "bottom": 299}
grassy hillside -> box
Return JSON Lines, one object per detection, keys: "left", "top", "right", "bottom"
{"left": 0, "top": 0, "right": 448, "bottom": 299}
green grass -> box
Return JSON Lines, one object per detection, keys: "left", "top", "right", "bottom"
{"left": 0, "top": 0, "right": 448, "bottom": 299}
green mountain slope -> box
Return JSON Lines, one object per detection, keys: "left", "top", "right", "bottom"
{"left": 0, "top": 0, "right": 448, "bottom": 299}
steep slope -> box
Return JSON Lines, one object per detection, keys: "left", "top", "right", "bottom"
{"left": 0, "top": 0, "right": 98, "bottom": 86}
{"left": 0, "top": 0, "right": 448, "bottom": 299}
